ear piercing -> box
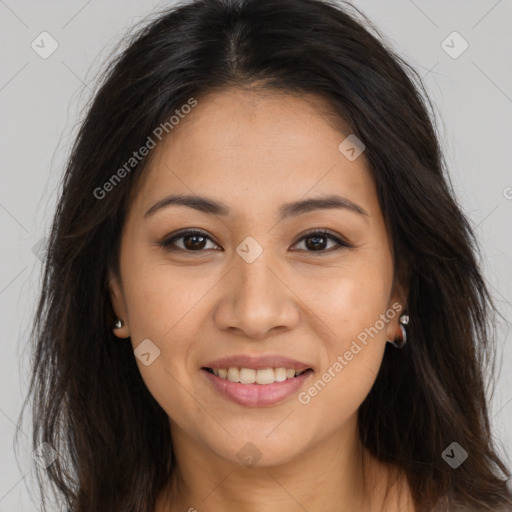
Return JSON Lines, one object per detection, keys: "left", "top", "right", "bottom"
{"left": 390, "top": 314, "right": 409, "bottom": 349}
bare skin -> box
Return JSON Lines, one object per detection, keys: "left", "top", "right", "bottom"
{"left": 109, "top": 87, "right": 415, "bottom": 512}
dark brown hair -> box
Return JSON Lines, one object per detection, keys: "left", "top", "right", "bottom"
{"left": 19, "top": 0, "right": 512, "bottom": 510}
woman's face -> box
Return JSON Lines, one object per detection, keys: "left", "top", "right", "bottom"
{"left": 109, "top": 88, "right": 404, "bottom": 467}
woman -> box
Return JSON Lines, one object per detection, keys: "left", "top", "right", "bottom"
{"left": 21, "top": 0, "right": 512, "bottom": 510}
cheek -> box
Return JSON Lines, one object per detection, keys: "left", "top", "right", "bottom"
{"left": 295, "top": 253, "right": 392, "bottom": 411}
{"left": 298, "top": 250, "right": 393, "bottom": 347}
{"left": 123, "top": 274, "right": 202, "bottom": 428}
{"left": 119, "top": 258, "right": 221, "bottom": 418}
{"left": 122, "top": 258, "right": 214, "bottom": 341}
{"left": 295, "top": 277, "right": 390, "bottom": 424}
{"left": 330, "top": 275, "right": 391, "bottom": 344}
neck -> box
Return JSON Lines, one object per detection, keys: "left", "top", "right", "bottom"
{"left": 156, "top": 415, "right": 412, "bottom": 512}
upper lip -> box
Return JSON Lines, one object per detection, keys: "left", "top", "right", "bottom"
{"left": 202, "top": 354, "right": 313, "bottom": 372}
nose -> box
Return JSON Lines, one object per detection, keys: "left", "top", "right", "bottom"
{"left": 213, "top": 255, "right": 300, "bottom": 340}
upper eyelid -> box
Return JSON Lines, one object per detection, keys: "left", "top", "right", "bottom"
{"left": 163, "top": 229, "right": 220, "bottom": 248}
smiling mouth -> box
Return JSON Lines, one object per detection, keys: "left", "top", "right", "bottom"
{"left": 202, "top": 367, "right": 313, "bottom": 385}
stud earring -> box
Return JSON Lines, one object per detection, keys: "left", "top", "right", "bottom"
{"left": 113, "top": 319, "right": 123, "bottom": 330}
{"left": 390, "top": 314, "right": 409, "bottom": 349}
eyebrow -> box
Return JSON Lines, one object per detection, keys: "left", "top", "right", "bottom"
{"left": 144, "top": 193, "right": 369, "bottom": 219}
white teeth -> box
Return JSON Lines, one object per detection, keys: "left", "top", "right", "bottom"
{"left": 274, "top": 367, "right": 287, "bottom": 382}
{"left": 255, "top": 368, "right": 275, "bottom": 385}
{"left": 239, "top": 368, "right": 256, "bottom": 384}
{"left": 210, "top": 366, "right": 308, "bottom": 384}
{"left": 227, "top": 367, "right": 240, "bottom": 382}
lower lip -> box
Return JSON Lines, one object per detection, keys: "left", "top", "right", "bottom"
{"left": 201, "top": 369, "right": 313, "bottom": 407}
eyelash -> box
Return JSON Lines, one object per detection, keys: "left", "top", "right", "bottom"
{"left": 158, "top": 228, "right": 352, "bottom": 254}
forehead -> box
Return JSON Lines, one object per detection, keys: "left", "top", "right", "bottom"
{"left": 131, "top": 87, "right": 376, "bottom": 217}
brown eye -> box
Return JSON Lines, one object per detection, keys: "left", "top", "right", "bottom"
{"left": 182, "top": 233, "right": 207, "bottom": 250}
{"left": 159, "top": 230, "right": 220, "bottom": 252}
{"left": 305, "top": 234, "right": 329, "bottom": 251}
{"left": 292, "top": 230, "right": 352, "bottom": 253}
{"left": 159, "top": 228, "right": 351, "bottom": 254}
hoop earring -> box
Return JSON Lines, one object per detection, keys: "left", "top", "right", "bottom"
{"left": 390, "top": 314, "right": 408, "bottom": 349}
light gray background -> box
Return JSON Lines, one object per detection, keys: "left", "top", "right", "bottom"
{"left": 1, "top": 1, "right": 511, "bottom": 510}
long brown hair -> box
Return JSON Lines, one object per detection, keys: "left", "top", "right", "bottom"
{"left": 19, "top": 0, "right": 512, "bottom": 510}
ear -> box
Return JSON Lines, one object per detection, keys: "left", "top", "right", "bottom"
{"left": 385, "top": 281, "right": 408, "bottom": 342}
{"left": 108, "top": 269, "right": 130, "bottom": 339}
